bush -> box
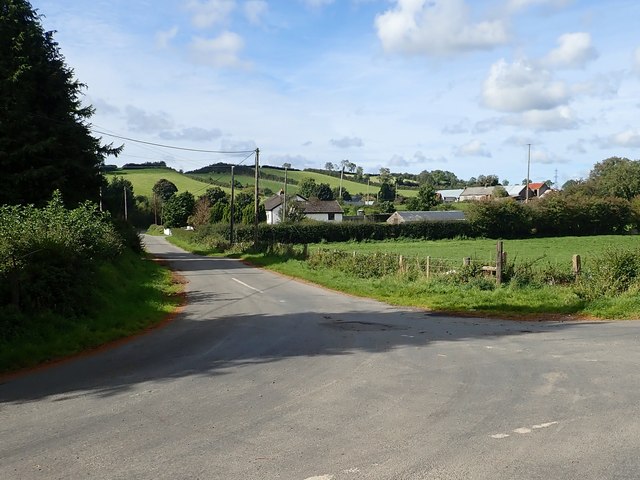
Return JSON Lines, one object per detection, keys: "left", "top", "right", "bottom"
{"left": 574, "top": 247, "right": 640, "bottom": 300}
{"left": 0, "top": 191, "right": 123, "bottom": 315}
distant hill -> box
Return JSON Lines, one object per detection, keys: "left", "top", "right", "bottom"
{"left": 106, "top": 163, "right": 418, "bottom": 200}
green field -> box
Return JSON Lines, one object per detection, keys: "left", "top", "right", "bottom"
{"left": 262, "top": 167, "right": 418, "bottom": 198}
{"left": 108, "top": 166, "right": 419, "bottom": 201}
{"left": 309, "top": 235, "right": 640, "bottom": 266}
{"left": 189, "top": 171, "right": 285, "bottom": 195}
{"left": 107, "top": 168, "right": 217, "bottom": 198}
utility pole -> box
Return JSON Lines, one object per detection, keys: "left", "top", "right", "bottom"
{"left": 254, "top": 148, "right": 259, "bottom": 243}
{"left": 554, "top": 168, "right": 558, "bottom": 188}
{"left": 123, "top": 185, "right": 128, "bottom": 221}
{"left": 230, "top": 165, "right": 235, "bottom": 244}
{"left": 99, "top": 186, "right": 103, "bottom": 212}
{"left": 525, "top": 143, "right": 531, "bottom": 203}
{"left": 283, "top": 164, "right": 288, "bottom": 223}
{"left": 339, "top": 161, "right": 345, "bottom": 200}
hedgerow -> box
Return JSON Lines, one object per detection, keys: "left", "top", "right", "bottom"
{"left": 0, "top": 191, "right": 123, "bottom": 320}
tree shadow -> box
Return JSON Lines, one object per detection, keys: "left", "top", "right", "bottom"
{"left": 0, "top": 304, "right": 600, "bottom": 404}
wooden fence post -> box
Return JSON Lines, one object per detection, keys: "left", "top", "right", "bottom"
{"left": 496, "top": 241, "right": 504, "bottom": 286}
{"left": 572, "top": 254, "right": 581, "bottom": 279}
{"left": 426, "top": 255, "right": 431, "bottom": 279}
{"left": 399, "top": 255, "right": 404, "bottom": 273}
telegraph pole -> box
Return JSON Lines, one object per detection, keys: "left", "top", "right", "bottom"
{"left": 283, "top": 164, "right": 288, "bottom": 222}
{"left": 230, "top": 165, "right": 235, "bottom": 244}
{"left": 254, "top": 148, "right": 259, "bottom": 243}
{"left": 525, "top": 144, "right": 531, "bottom": 203}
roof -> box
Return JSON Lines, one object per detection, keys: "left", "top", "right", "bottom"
{"left": 504, "top": 185, "right": 529, "bottom": 196}
{"left": 528, "top": 182, "right": 546, "bottom": 190}
{"left": 264, "top": 193, "right": 307, "bottom": 211}
{"left": 264, "top": 194, "right": 284, "bottom": 211}
{"left": 387, "top": 210, "right": 466, "bottom": 223}
{"left": 301, "top": 199, "right": 344, "bottom": 214}
{"left": 436, "top": 189, "right": 464, "bottom": 198}
{"left": 460, "top": 186, "right": 496, "bottom": 197}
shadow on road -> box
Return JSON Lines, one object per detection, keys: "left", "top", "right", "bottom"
{"left": 0, "top": 302, "right": 600, "bottom": 404}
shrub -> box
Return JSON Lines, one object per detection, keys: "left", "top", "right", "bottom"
{"left": 0, "top": 191, "right": 123, "bottom": 314}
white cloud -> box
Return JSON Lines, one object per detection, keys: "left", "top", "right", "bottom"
{"left": 610, "top": 129, "right": 640, "bottom": 148}
{"left": 330, "top": 136, "right": 364, "bottom": 148}
{"left": 190, "top": 32, "right": 249, "bottom": 68}
{"left": 375, "top": 0, "right": 509, "bottom": 56}
{"left": 634, "top": 46, "right": 640, "bottom": 73}
{"left": 482, "top": 59, "right": 569, "bottom": 112}
{"left": 244, "top": 0, "right": 267, "bottom": 24}
{"left": 530, "top": 149, "right": 569, "bottom": 165}
{"left": 414, "top": 151, "right": 447, "bottom": 163}
{"left": 510, "top": 106, "right": 579, "bottom": 131}
{"left": 156, "top": 26, "right": 179, "bottom": 49}
{"left": 455, "top": 139, "right": 492, "bottom": 157}
{"left": 543, "top": 32, "right": 597, "bottom": 69}
{"left": 186, "top": 0, "right": 236, "bottom": 29}
{"left": 125, "top": 106, "right": 174, "bottom": 132}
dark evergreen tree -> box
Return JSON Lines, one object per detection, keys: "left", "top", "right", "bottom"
{"left": 0, "top": 0, "right": 121, "bottom": 206}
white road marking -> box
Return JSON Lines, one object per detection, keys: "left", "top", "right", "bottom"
{"left": 491, "top": 421, "right": 558, "bottom": 439}
{"left": 232, "top": 277, "right": 264, "bottom": 293}
{"left": 304, "top": 476, "right": 334, "bottom": 480}
{"left": 532, "top": 421, "right": 559, "bottom": 429}
{"left": 342, "top": 467, "right": 361, "bottom": 473}
{"left": 513, "top": 427, "right": 532, "bottom": 434}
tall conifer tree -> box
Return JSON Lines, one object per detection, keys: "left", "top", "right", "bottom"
{"left": 0, "top": 0, "right": 121, "bottom": 206}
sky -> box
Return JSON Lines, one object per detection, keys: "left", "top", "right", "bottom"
{"left": 35, "top": 0, "right": 640, "bottom": 186}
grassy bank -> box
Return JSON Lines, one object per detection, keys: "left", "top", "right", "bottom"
{"left": 0, "top": 251, "right": 183, "bottom": 373}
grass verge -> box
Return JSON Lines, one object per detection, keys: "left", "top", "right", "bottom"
{"left": 0, "top": 250, "right": 184, "bottom": 374}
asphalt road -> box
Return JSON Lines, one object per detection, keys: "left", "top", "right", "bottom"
{"left": 2, "top": 235, "right": 640, "bottom": 480}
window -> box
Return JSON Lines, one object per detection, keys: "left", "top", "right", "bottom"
{"left": 328, "top": 213, "right": 335, "bottom": 221}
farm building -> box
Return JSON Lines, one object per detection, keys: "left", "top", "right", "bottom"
{"left": 504, "top": 185, "right": 532, "bottom": 201}
{"left": 386, "top": 210, "right": 466, "bottom": 224}
{"left": 436, "top": 189, "right": 464, "bottom": 202}
{"left": 527, "top": 182, "right": 551, "bottom": 197}
{"left": 458, "top": 186, "right": 496, "bottom": 201}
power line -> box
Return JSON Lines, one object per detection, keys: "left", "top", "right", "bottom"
{"left": 91, "top": 128, "right": 255, "bottom": 154}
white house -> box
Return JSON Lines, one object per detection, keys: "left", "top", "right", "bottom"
{"left": 264, "top": 193, "right": 344, "bottom": 223}
{"left": 264, "top": 192, "right": 306, "bottom": 224}
{"left": 300, "top": 199, "right": 344, "bottom": 222}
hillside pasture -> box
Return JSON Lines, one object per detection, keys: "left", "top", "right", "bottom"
{"left": 107, "top": 168, "right": 218, "bottom": 198}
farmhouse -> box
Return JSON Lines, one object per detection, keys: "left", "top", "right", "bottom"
{"left": 264, "top": 192, "right": 306, "bottom": 224}
{"left": 264, "top": 193, "right": 344, "bottom": 224}
{"left": 301, "top": 198, "right": 344, "bottom": 222}
{"left": 386, "top": 210, "right": 466, "bottom": 224}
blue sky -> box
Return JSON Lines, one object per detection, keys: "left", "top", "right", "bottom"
{"left": 35, "top": 0, "right": 640, "bottom": 185}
